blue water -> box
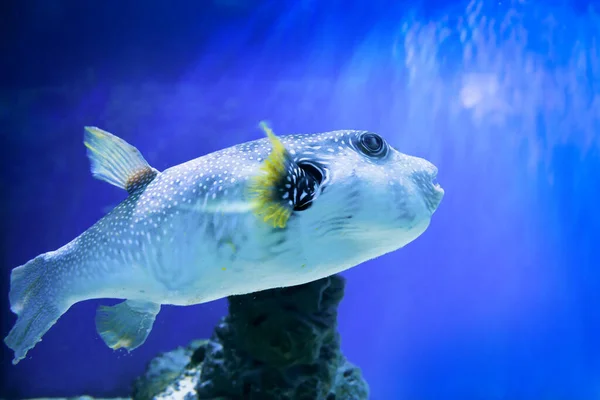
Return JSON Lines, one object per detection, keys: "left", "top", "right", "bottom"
{"left": 1, "top": 0, "right": 599, "bottom": 399}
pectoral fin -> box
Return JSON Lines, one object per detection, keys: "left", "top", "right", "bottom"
{"left": 248, "top": 122, "right": 323, "bottom": 228}
{"left": 95, "top": 300, "right": 161, "bottom": 351}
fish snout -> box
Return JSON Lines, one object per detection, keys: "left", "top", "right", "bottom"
{"left": 428, "top": 168, "right": 444, "bottom": 212}
{"left": 412, "top": 159, "right": 444, "bottom": 213}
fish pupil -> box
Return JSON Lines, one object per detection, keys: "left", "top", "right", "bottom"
{"left": 357, "top": 132, "right": 388, "bottom": 158}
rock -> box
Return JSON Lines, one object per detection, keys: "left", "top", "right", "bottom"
{"left": 132, "top": 339, "right": 207, "bottom": 400}
{"left": 132, "top": 275, "right": 368, "bottom": 400}
{"left": 195, "top": 275, "right": 369, "bottom": 400}
{"left": 27, "top": 398, "right": 130, "bottom": 400}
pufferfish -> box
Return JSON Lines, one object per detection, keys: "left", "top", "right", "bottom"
{"left": 4, "top": 122, "right": 444, "bottom": 364}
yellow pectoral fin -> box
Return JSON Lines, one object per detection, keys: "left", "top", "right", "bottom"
{"left": 248, "top": 122, "right": 293, "bottom": 229}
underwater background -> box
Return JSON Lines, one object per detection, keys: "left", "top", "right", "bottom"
{"left": 1, "top": 0, "right": 599, "bottom": 399}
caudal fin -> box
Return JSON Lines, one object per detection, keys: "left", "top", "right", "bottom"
{"left": 4, "top": 253, "right": 70, "bottom": 364}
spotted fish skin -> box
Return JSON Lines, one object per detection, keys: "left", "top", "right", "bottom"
{"left": 4, "top": 127, "right": 444, "bottom": 365}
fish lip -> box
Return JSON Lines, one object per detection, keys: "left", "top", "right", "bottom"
{"left": 432, "top": 172, "right": 443, "bottom": 193}
{"left": 428, "top": 169, "right": 444, "bottom": 211}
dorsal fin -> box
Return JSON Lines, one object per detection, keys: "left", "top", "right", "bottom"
{"left": 83, "top": 127, "right": 158, "bottom": 194}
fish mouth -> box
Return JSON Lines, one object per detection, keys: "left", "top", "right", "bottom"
{"left": 426, "top": 169, "right": 444, "bottom": 212}
{"left": 431, "top": 171, "right": 444, "bottom": 196}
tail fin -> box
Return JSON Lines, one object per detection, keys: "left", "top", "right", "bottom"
{"left": 4, "top": 253, "right": 70, "bottom": 364}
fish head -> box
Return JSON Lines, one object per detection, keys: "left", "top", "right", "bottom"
{"left": 286, "top": 130, "right": 444, "bottom": 262}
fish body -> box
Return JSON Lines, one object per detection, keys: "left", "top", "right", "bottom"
{"left": 5, "top": 124, "right": 444, "bottom": 364}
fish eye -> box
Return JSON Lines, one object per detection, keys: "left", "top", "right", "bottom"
{"left": 358, "top": 132, "right": 387, "bottom": 158}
